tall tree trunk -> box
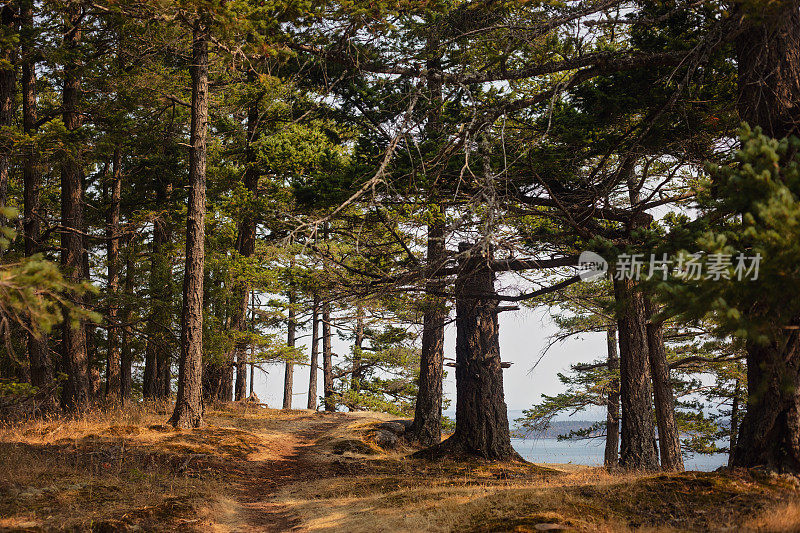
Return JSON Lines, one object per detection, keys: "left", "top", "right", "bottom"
{"left": 420, "top": 243, "right": 518, "bottom": 461}
{"left": 120, "top": 236, "right": 135, "bottom": 402}
{"left": 0, "top": 3, "right": 15, "bottom": 207}
{"left": 233, "top": 289, "right": 250, "bottom": 401}
{"left": 282, "top": 291, "right": 296, "bottom": 409}
{"left": 732, "top": 332, "right": 800, "bottom": 471}
{"left": 21, "top": 0, "right": 54, "bottom": 396}
{"left": 169, "top": 18, "right": 208, "bottom": 429}
{"left": 233, "top": 76, "right": 260, "bottom": 401}
{"left": 307, "top": 294, "right": 320, "bottom": 410}
{"left": 645, "top": 299, "right": 684, "bottom": 471}
{"left": 605, "top": 326, "right": 620, "bottom": 468}
{"left": 411, "top": 216, "right": 447, "bottom": 446}
{"left": 60, "top": 5, "right": 89, "bottom": 411}
{"left": 350, "top": 306, "right": 364, "bottom": 394}
{"left": 105, "top": 147, "right": 122, "bottom": 402}
{"left": 410, "top": 25, "right": 447, "bottom": 447}
{"left": 322, "top": 298, "right": 334, "bottom": 412}
{"left": 144, "top": 178, "right": 173, "bottom": 399}
{"left": 729, "top": 377, "right": 741, "bottom": 467}
{"left": 730, "top": 0, "right": 800, "bottom": 472}
{"left": 614, "top": 278, "right": 659, "bottom": 470}
{"left": 735, "top": 0, "right": 800, "bottom": 140}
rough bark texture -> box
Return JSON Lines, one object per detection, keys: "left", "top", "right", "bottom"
{"left": 283, "top": 291, "right": 296, "bottom": 410}
{"left": 307, "top": 295, "right": 320, "bottom": 410}
{"left": 60, "top": 6, "right": 89, "bottom": 412}
{"left": 21, "top": 0, "right": 54, "bottom": 396}
{"left": 105, "top": 147, "right": 122, "bottom": 402}
{"left": 735, "top": 0, "right": 800, "bottom": 139}
{"left": 0, "top": 3, "right": 15, "bottom": 207}
{"left": 614, "top": 278, "right": 659, "bottom": 471}
{"left": 323, "top": 299, "right": 334, "bottom": 412}
{"left": 410, "top": 217, "right": 447, "bottom": 447}
{"left": 419, "top": 244, "right": 519, "bottom": 461}
{"left": 605, "top": 326, "right": 620, "bottom": 468}
{"left": 732, "top": 332, "right": 800, "bottom": 471}
{"left": 169, "top": 19, "right": 208, "bottom": 429}
{"left": 645, "top": 299, "right": 684, "bottom": 472}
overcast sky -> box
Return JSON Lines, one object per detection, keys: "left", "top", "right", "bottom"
{"left": 254, "top": 305, "right": 608, "bottom": 419}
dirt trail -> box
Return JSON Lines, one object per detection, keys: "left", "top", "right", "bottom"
{"left": 220, "top": 413, "right": 353, "bottom": 532}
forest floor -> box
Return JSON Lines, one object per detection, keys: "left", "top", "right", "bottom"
{"left": 1, "top": 404, "right": 800, "bottom": 532}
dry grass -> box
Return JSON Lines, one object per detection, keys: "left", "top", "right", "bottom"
{"left": 0, "top": 402, "right": 313, "bottom": 531}
{"left": 2, "top": 404, "right": 800, "bottom": 532}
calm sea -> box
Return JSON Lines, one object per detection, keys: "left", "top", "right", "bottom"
{"left": 511, "top": 437, "right": 728, "bottom": 471}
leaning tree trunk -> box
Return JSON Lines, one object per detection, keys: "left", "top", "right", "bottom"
{"left": 105, "top": 147, "right": 122, "bottom": 402}
{"left": 282, "top": 290, "right": 296, "bottom": 410}
{"left": 169, "top": 18, "right": 208, "bottom": 429}
{"left": 60, "top": 5, "right": 90, "bottom": 412}
{"left": 605, "top": 326, "right": 620, "bottom": 468}
{"left": 735, "top": 0, "right": 800, "bottom": 140}
{"left": 614, "top": 278, "right": 659, "bottom": 471}
{"left": 308, "top": 294, "right": 320, "bottom": 410}
{"left": 732, "top": 332, "right": 800, "bottom": 471}
{"left": 645, "top": 299, "right": 684, "bottom": 472}
{"left": 419, "top": 243, "right": 519, "bottom": 461}
{"left": 21, "top": 0, "right": 54, "bottom": 398}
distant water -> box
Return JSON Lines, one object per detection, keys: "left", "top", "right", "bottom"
{"left": 512, "top": 437, "right": 728, "bottom": 471}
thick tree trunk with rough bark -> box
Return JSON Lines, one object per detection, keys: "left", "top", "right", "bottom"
{"left": 420, "top": 244, "right": 519, "bottom": 461}
{"left": 283, "top": 291, "right": 296, "bottom": 409}
{"left": 614, "top": 278, "right": 659, "bottom": 471}
{"left": 308, "top": 295, "right": 320, "bottom": 410}
{"left": 729, "top": 0, "right": 800, "bottom": 471}
{"left": 735, "top": 0, "right": 800, "bottom": 140}
{"left": 732, "top": 332, "right": 800, "bottom": 471}
{"left": 605, "top": 326, "right": 620, "bottom": 468}
{"left": 105, "top": 148, "right": 122, "bottom": 402}
{"left": 645, "top": 299, "right": 683, "bottom": 472}
{"left": 21, "top": 0, "right": 54, "bottom": 397}
{"left": 60, "top": 6, "right": 89, "bottom": 412}
{"left": 169, "top": 19, "right": 208, "bottom": 429}
{"left": 410, "top": 217, "right": 447, "bottom": 446}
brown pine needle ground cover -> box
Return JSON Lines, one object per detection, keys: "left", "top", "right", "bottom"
{"left": 1, "top": 404, "right": 799, "bottom": 532}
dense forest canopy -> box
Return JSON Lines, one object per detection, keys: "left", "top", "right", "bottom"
{"left": 0, "top": 0, "right": 799, "bottom": 476}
